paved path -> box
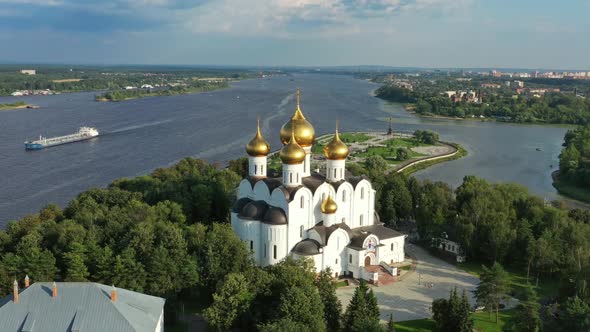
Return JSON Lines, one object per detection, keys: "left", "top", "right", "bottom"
{"left": 336, "top": 244, "right": 480, "bottom": 322}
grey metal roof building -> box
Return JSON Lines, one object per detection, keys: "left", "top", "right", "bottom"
{"left": 0, "top": 282, "right": 165, "bottom": 332}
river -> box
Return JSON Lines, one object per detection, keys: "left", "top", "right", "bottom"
{"left": 0, "top": 74, "right": 572, "bottom": 226}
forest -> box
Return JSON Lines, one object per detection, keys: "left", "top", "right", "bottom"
{"left": 376, "top": 82, "right": 590, "bottom": 125}
{"left": 0, "top": 156, "right": 588, "bottom": 331}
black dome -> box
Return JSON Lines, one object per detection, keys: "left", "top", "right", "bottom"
{"left": 292, "top": 239, "right": 321, "bottom": 256}
{"left": 262, "top": 207, "right": 287, "bottom": 225}
{"left": 232, "top": 197, "right": 252, "bottom": 213}
{"left": 239, "top": 200, "right": 268, "bottom": 220}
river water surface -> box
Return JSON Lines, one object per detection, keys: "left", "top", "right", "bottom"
{"left": 0, "top": 74, "right": 572, "bottom": 226}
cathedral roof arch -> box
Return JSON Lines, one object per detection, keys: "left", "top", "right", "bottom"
{"left": 238, "top": 200, "right": 269, "bottom": 220}
{"left": 262, "top": 206, "right": 288, "bottom": 225}
{"left": 292, "top": 239, "right": 321, "bottom": 256}
{"left": 232, "top": 197, "right": 253, "bottom": 213}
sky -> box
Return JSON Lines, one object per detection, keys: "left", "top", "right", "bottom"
{"left": 0, "top": 0, "right": 588, "bottom": 69}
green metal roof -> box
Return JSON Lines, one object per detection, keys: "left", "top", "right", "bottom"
{"left": 0, "top": 282, "right": 165, "bottom": 332}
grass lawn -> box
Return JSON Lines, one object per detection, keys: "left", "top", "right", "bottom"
{"left": 339, "top": 132, "right": 372, "bottom": 143}
{"left": 395, "top": 319, "right": 437, "bottom": 332}
{"left": 472, "top": 309, "right": 517, "bottom": 332}
{"left": 552, "top": 174, "right": 590, "bottom": 203}
{"left": 392, "top": 309, "right": 517, "bottom": 332}
{"left": 457, "top": 261, "right": 559, "bottom": 299}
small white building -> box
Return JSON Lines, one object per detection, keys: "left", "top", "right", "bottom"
{"left": 20, "top": 69, "right": 36, "bottom": 75}
{"left": 231, "top": 90, "right": 407, "bottom": 280}
{"left": 435, "top": 231, "right": 466, "bottom": 263}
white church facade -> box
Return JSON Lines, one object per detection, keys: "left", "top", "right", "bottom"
{"left": 231, "top": 91, "right": 406, "bottom": 279}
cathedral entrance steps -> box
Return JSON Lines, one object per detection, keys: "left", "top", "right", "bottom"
{"left": 364, "top": 265, "right": 397, "bottom": 286}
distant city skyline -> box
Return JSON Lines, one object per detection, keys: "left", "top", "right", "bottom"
{"left": 0, "top": 0, "right": 588, "bottom": 69}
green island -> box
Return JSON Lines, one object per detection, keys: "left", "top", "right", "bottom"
{"left": 372, "top": 72, "right": 590, "bottom": 125}
{"left": 0, "top": 101, "right": 31, "bottom": 110}
{"left": 553, "top": 124, "right": 590, "bottom": 203}
{"left": 94, "top": 80, "right": 229, "bottom": 101}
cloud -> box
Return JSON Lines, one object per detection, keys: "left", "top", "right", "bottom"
{"left": 0, "top": 0, "right": 473, "bottom": 36}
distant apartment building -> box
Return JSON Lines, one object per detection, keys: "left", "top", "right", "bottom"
{"left": 20, "top": 69, "right": 36, "bottom": 75}
{"left": 480, "top": 83, "right": 501, "bottom": 89}
{"left": 442, "top": 90, "right": 480, "bottom": 103}
{"left": 512, "top": 80, "right": 525, "bottom": 88}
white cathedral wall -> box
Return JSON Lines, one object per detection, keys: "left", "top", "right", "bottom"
{"left": 287, "top": 188, "right": 313, "bottom": 252}
{"left": 377, "top": 236, "right": 406, "bottom": 264}
{"left": 322, "top": 229, "right": 350, "bottom": 276}
{"left": 352, "top": 181, "right": 372, "bottom": 229}
{"left": 260, "top": 223, "right": 288, "bottom": 266}
{"left": 312, "top": 183, "right": 335, "bottom": 227}
{"left": 335, "top": 182, "right": 354, "bottom": 227}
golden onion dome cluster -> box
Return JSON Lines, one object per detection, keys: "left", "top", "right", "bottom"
{"left": 245, "top": 122, "right": 270, "bottom": 157}
{"left": 320, "top": 195, "right": 338, "bottom": 214}
{"left": 279, "top": 129, "right": 306, "bottom": 164}
{"left": 323, "top": 128, "right": 349, "bottom": 160}
{"left": 279, "top": 91, "right": 315, "bottom": 147}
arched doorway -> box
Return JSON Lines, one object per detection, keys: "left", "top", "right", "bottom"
{"left": 364, "top": 256, "right": 371, "bottom": 266}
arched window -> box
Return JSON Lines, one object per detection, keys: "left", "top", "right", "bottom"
{"left": 290, "top": 173, "right": 293, "bottom": 183}
{"left": 261, "top": 165, "right": 264, "bottom": 174}
{"left": 333, "top": 168, "right": 337, "bottom": 177}
{"left": 342, "top": 190, "right": 346, "bottom": 202}
{"left": 299, "top": 225, "right": 304, "bottom": 237}
{"left": 361, "top": 187, "right": 365, "bottom": 199}
{"left": 360, "top": 214, "right": 364, "bottom": 226}
{"left": 250, "top": 241, "right": 254, "bottom": 251}
{"left": 264, "top": 244, "right": 267, "bottom": 258}
{"left": 300, "top": 196, "right": 305, "bottom": 209}
{"left": 342, "top": 217, "right": 346, "bottom": 224}
{"left": 273, "top": 245, "right": 277, "bottom": 259}
{"left": 390, "top": 243, "right": 394, "bottom": 251}
{"left": 254, "top": 165, "right": 258, "bottom": 174}
{"left": 340, "top": 168, "right": 343, "bottom": 178}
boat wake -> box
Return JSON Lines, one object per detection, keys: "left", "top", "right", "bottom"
{"left": 107, "top": 119, "right": 175, "bottom": 135}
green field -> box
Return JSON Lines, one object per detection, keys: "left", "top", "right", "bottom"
{"left": 353, "top": 138, "right": 427, "bottom": 163}
{"left": 393, "top": 309, "right": 517, "bottom": 332}
{"left": 457, "top": 261, "right": 558, "bottom": 299}
{"left": 339, "top": 132, "right": 372, "bottom": 143}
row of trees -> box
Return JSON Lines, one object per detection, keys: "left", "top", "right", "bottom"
{"left": 558, "top": 124, "right": 590, "bottom": 187}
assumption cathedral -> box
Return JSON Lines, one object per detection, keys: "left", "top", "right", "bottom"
{"left": 231, "top": 91, "right": 406, "bottom": 279}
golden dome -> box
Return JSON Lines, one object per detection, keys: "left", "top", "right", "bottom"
{"left": 246, "top": 120, "right": 270, "bottom": 157}
{"left": 280, "top": 90, "right": 315, "bottom": 147}
{"left": 279, "top": 128, "right": 306, "bottom": 164}
{"left": 321, "top": 194, "right": 338, "bottom": 214}
{"left": 323, "top": 125, "right": 349, "bottom": 160}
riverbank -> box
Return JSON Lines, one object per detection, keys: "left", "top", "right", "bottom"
{"left": 402, "top": 103, "right": 495, "bottom": 122}
{"left": 552, "top": 171, "right": 590, "bottom": 203}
